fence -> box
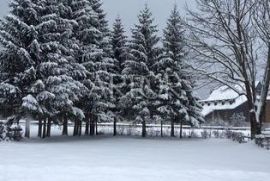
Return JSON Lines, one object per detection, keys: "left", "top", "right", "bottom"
{"left": 95, "top": 123, "right": 250, "bottom": 138}
{"left": 19, "top": 120, "right": 251, "bottom": 138}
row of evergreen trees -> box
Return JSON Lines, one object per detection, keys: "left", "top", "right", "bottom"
{"left": 0, "top": 0, "right": 204, "bottom": 138}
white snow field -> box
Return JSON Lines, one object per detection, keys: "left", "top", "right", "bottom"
{"left": 0, "top": 137, "right": 270, "bottom": 181}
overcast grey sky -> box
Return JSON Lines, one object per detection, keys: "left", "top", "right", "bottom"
{"left": 103, "top": 0, "right": 195, "bottom": 33}
{"left": 0, "top": 0, "right": 9, "bottom": 17}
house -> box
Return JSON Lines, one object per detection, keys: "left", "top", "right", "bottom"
{"left": 201, "top": 83, "right": 270, "bottom": 127}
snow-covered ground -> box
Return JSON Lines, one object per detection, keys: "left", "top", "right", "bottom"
{"left": 0, "top": 137, "right": 269, "bottom": 181}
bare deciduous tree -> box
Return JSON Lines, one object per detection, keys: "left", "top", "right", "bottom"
{"left": 186, "top": 0, "right": 270, "bottom": 138}
{"left": 253, "top": 0, "right": 270, "bottom": 130}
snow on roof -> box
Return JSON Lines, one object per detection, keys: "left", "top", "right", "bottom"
{"left": 206, "top": 86, "right": 241, "bottom": 101}
{"left": 201, "top": 83, "right": 250, "bottom": 116}
{"left": 205, "top": 81, "right": 260, "bottom": 102}
{"left": 201, "top": 95, "right": 247, "bottom": 116}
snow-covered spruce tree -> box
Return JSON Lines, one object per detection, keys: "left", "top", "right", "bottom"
{"left": 89, "top": 0, "right": 116, "bottom": 112}
{"left": 121, "top": 6, "right": 160, "bottom": 137}
{"left": 30, "top": 0, "right": 87, "bottom": 137}
{"left": 0, "top": 0, "right": 42, "bottom": 138}
{"left": 155, "top": 5, "right": 204, "bottom": 138}
{"left": 91, "top": 0, "right": 117, "bottom": 136}
{"left": 112, "top": 17, "right": 128, "bottom": 75}
{"left": 57, "top": 0, "right": 98, "bottom": 135}
{"left": 57, "top": 0, "right": 94, "bottom": 136}
{"left": 111, "top": 16, "right": 129, "bottom": 136}
{"left": 69, "top": 0, "right": 115, "bottom": 136}
{"left": 89, "top": 0, "right": 112, "bottom": 57}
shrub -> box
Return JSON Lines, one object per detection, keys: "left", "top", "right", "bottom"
{"left": 0, "top": 122, "right": 7, "bottom": 141}
{"left": 201, "top": 130, "right": 210, "bottom": 139}
{"left": 0, "top": 121, "right": 23, "bottom": 141}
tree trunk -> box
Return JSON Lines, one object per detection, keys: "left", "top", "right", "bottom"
{"left": 78, "top": 121, "right": 82, "bottom": 136}
{"left": 90, "top": 114, "right": 95, "bottom": 136}
{"left": 142, "top": 120, "right": 146, "bottom": 137}
{"left": 180, "top": 119, "right": 183, "bottom": 139}
{"left": 25, "top": 118, "right": 30, "bottom": 138}
{"left": 38, "top": 117, "right": 42, "bottom": 138}
{"left": 73, "top": 120, "right": 78, "bottom": 136}
{"left": 85, "top": 114, "right": 90, "bottom": 135}
{"left": 42, "top": 118, "right": 47, "bottom": 139}
{"left": 258, "top": 44, "right": 270, "bottom": 133}
{"left": 248, "top": 100, "right": 258, "bottom": 139}
{"left": 170, "top": 119, "right": 175, "bottom": 137}
{"left": 85, "top": 120, "right": 89, "bottom": 135}
{"left": 161, "top": 120, "right": 163, "bottom": 137}
{"left": 243, "top": 80, "right": 258, "bottom": 139}
{"left": 258, "top": 110, "right": 264, "bottom": 134}
{"left": 46, "top": 118, "right": 51, "bottom": 137}
{"left": 95, "top": 117, "right": 98, "bottom": 135}
{"left": 113, "top": 118, "right": 117, "bottom": 136}
{"left": 62, "top": 115, "right": 68, "bottom": 136}
{"left": 250, "top": 111, "right": 258, "bottom": 139}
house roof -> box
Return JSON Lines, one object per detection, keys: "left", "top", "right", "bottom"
{"left": 200, "top": 82, "right": 264, "bottom": 116}
{"left": 206, "top": 85, "right": 241, "bottom": 101}
{"left": 201, "top": 95, "right": 247, "bottom": 116}
{"left": 201, "top": 83, "right": 249, "bottom": 116}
